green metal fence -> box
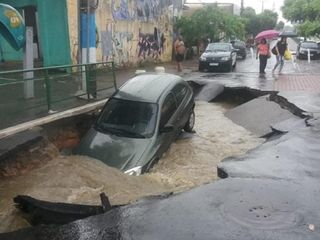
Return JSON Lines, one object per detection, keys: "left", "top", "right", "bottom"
{"left": 0, "top": 61, "right": 117, "bottom": 130}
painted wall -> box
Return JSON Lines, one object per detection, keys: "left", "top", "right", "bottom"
{"left": 68, "top": 0, "right": 176, "bottom": 67}
{"left": 67, "top": 1, "right": 78, "bottom": 65}
{"left": 0, "top": 0, "right": 71, "bottom": 67}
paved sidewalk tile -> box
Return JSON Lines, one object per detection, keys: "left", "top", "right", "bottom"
{"left": 274, "top": 74, "right": 320, "bottom": 92}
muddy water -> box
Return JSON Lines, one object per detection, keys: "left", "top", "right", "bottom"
{"left": 0, "top": 101, "right": 264, "bottom": 233}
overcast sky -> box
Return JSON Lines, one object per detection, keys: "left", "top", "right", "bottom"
{"left": 186, "top": 0, "right": 285, "bottom": 21}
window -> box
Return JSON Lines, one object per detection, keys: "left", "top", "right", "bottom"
{"left": 96, "top": 98, "right": 157, "bottom": 138}
{"left": 160, "top": 93, "right": 177, "bottom": 128}
{"left": 172, "top": 84, "right": 187, "bottom": 106}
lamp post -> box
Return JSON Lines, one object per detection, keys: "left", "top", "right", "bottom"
{"left": 240, "top": 0, "right": 244, "bottom": 16}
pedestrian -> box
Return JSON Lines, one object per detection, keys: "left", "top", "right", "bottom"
{"left": 174, "top": 36, "right": 186, "bottom": 72}
{"left": 272, "top": 37, "right": 288, "bottom": 73}
{"left": 256, "top": 38, "right": 270, "bottom": 74}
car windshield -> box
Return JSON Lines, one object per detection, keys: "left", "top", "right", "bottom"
{"left": 96, "top": 98, "right": 157, "bottom": 138}
{"left": 301, "top": 42, "right": 319, "bottom": 49}
{"left": 232, "top": 42, "right": 245, "bottom": 48}
{"left": 206, "top": 44, "right": 230, "bottom": 52}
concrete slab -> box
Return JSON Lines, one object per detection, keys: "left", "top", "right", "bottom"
{"left": 271, "top": 117, "right": 307, "bottom": 133}
{"left": 218, "top": 119, "right": 320, "bottom": 180}
{"left": 277, "top": 91, "right": 320, "bottom": 116}
{"left": 224, "top": 96, "right": 298, "bottom": 136}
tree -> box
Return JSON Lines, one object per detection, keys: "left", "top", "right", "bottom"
{"left": 275, "top": 21, "right": 285, "bottom": 31}
{"left": 175, "top": 5, "right": 245, "bottom": 46}
{"left": 241, "top": 8, "right": 278, "bottom": 37}
{"left": 282, "top": 0, "right": 320, "bottom": 37}
{"left": 241, "top": 7, "right": 256, "bottom": 18}
{"left": 282, "top": 0, "right": 320, "bottom": 22}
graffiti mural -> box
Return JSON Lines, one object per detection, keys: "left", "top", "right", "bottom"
{"left": 100, "top": 23, "right": 112, "bottom": 61}
{"left": 96, "top": 0, "right": 176, "bottom": 66}
{"left": 111, "top": 0, "right": 174, "bottom": 22}
{"left": 136, "top": 0, "right": 173, "bottom": 22}
{"left": 113, "top": 32, "right": 134, "bottom": 64}
{"left": 137, "top": 27, "right": 166, "bottom": 61}
{"left": 112, "top": 0, "right": 134, "bottom": 20}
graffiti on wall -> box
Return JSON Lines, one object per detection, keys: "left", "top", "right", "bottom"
{"left": 113, "top": 31, "right": 133, "bottom": 64}
{"left": 101, "top": 23, "right": 134, "bottom": 64}
{"left": 137, "top": 27, "right": 166, "bottom": 61}
{"left": 112, "top": 0, "right": 134, "bottom": 20}
{"left": 111, "top": 0, "right": 173, "bottom": 21}
{"left": 136, "top": 0, "right": 159, "bottom": 21}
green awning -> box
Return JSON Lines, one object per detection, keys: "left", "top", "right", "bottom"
{"left": 0, "top": 3, "right": 25, "bottom": 50}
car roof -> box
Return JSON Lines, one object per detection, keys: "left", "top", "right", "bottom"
{"left": 300, "top": 41, "right": 317, "bottom": 44}
{"left": 113, "top": 73, "right": 184, "bottom": 103}
{"left": 209, "top": 42, "right": 231, "bottom": 46}
{"left": 231, "top": 40, "right": 245, "bottom": 43}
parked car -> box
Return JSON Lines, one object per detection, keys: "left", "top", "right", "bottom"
{"left": 75, "top": 73, "right": 195, "bottom": 175}
{"left": 198, "top": 42, "right": 237, "bottom": 72}
{"left": 296, "top": 41, "right": 320, "bottom": 59}
{"left": 231, "top": 40, "right": 247, "bottom": 59}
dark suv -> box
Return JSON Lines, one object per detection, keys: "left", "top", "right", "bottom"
{"left": 75, "top": 73, "right": 195, "bottom": 175}
{"left": 231, "top": 40, "right": 247, "bottom": 59}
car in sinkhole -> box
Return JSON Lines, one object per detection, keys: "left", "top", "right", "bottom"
{"left": 75, "top": 72, "right": 195, "bottom": 175}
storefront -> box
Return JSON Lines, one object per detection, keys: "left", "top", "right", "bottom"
{"left": 0, "top": 0, "right": 71, "bottom": 67}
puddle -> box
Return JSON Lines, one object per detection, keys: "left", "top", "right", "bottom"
{"left": 0, "top": 101, "right": 264, "bottom": 233}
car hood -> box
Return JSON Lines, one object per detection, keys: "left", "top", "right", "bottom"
{"left": 202, "top": 51, "right": 231, "bottom": 58}
{"left": 74, "top": 127, "right": 152, "bottom": 171}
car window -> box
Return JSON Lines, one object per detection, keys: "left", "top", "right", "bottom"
{"left": 206, "top": 44, "right": 230, "bottom": 52}
{"left": 160, "top": 93, "right": 177, "bottom": 129}
{"left": 96, "top": 98, "right": 157, "bottom": 138}
{"left": 172, "top": 84, "right": 187, "bottom": 107}
{"left": 233, "top": 42, "right": 245, "bottom": 48}
{"left": 301, "top": 42, "right": 318, "bottom": 49}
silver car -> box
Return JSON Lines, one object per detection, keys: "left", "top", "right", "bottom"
{"left": 75, "top": 73, "right": 195, "bottom": 175}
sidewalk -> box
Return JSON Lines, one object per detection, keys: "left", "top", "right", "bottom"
{"left": 114, "top": 58, "right": 198, "bottom": 86}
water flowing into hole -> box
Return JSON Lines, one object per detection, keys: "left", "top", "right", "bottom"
{"left": 0, "top": 101, "right": 264, "bottom": 233}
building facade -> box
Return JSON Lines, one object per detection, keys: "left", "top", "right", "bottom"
{"left": 0, "top": 0, "right": 184, "bottom": 67}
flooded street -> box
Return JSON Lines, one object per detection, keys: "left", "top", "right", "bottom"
{"left": 0, "top": 101, "right": 264, "bottom": 233}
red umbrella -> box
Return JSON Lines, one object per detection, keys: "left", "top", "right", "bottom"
{"left": 255, "top": 30, "right": 279, "bottom": 41}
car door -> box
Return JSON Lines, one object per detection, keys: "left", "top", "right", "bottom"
{"left": 153, "top": 93, "right": 178, "bottom": 159}
{"left": 172, "top": 83, "right": 193, "bottom": 130}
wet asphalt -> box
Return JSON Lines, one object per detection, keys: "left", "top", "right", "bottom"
{"left": 1, "top": 42, "right": 320, "bottom": 239}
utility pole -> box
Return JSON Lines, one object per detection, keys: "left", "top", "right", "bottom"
{"left": 240, "top": 0, "right": 244, "bottom": 16}
{"left": 261, "top": 0, "right": 264, "bottom": 13}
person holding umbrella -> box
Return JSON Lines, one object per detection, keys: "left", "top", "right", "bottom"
{"left": 272, "top": 37, "right": 288, "bottom": 73}
{"left": 256, "top": 38, "right": 270, "bottom": 74}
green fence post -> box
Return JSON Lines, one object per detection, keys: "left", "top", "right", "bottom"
{"left": 44, "top": 69, "right": 52, "bottom": 112}
{"left": 112, "top": 61, "right": 117, "bottom": 90}
{"left": 85, "top": 64, "right": 90, "bottom": 99}
{"left": 87, "top": 64, "right": 97, "bottom": 99}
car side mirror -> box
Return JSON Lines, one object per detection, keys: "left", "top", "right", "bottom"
{"left": 160, "top": 124, "right": 174, "bottom": 133}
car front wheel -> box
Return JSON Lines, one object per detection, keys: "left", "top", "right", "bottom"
{"left": 184, "top": 109, "right": 195, "bottom": 132}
